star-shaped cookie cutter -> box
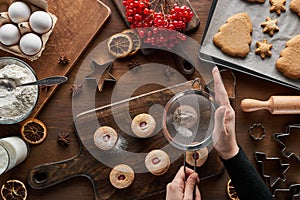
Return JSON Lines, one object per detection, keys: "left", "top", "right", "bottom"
{"left": 248, "top": 123, "right": 266, "bottom": 141}
{"left": 255, "top": 152, "right": 290, "bottom": 187}
{"left": 274, "top": 184, "right": 300, "bottom": 200}
{"left": 274, "top": 124, "right": 300, "bottom": 161}
{"left": 85, "top": 60, "right": 116, "bottom": 92}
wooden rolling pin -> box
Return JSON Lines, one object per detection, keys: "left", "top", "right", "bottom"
{"left": 241, "top": 96, "right": 300, "bottom": 114}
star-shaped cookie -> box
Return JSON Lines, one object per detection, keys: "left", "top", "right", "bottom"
{"left": 255, "top": 39, "right": 273, "bottom": 59}
{"left": 261, "top": 17, "right": 279, "bottom": 36}
{"left": 85, "top": 60, "right": 116, "bottom": 92}
{"left": 270, "top": 0, "right": 286, "bottom": 15}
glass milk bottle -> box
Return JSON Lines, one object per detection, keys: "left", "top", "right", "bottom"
{"left": 0, "top": 136, "right": 29, "bottom": 175}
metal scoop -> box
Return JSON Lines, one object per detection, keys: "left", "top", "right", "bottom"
{"left": 0, "top": 76, "right": 68, "bottom": 92}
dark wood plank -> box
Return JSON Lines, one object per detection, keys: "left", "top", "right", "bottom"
{"left": 27, "top": 81, "right": 224, "bottom": 200}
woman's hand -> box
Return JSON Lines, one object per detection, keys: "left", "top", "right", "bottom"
{"left": 212, "top": 67, "right": 239, "bottom": 160}
{"left": 166, "top": 166, "right": 201, "bottom": 200}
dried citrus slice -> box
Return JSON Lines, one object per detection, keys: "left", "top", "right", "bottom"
{"left": 121, "top": 29, "right": 141, "bottom": 56}
{"left": 107, "top": 33, "right": 133, "bottom": 58}
{"left": 226, "top": 179, "right": 239, "bottom": 200}
{"left": 1, "top": 179, "right": 27, "bottom": 200}
{"left": 20, "top": 118, "right": 47, "bottom": 144}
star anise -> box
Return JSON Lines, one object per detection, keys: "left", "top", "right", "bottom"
{"left": 70, "top": 84, "right": 83, "bottom": 96}
{"left": 128, "top": 59, "right": 141, "bottom": 72}
{"left": 58, "top": 55, "right": 70, "bottom": 65}
{"left": 57, "top": 132, "right": 70, "bottom": 146}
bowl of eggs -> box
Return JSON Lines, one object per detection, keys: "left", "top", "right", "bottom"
{"left": 0, "top": 0, "right": 57, "bottom": 61}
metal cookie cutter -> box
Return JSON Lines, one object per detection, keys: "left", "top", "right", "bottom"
{"left": 248, "top": 123, "right": 266, "bottom": 141}
{"left": 273, "top": 184, "right": 300, "bottom": 200}
{"left": 206, "top": 68, "right": 236, "bottom": 100}
{"left": 274, "top": 124, "right": 300, "bottom": 161}
{"left": 255, "top": 152, "right": 290, "bottom": 187}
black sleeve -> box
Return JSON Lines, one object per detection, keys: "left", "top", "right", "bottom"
{"left": 221, "top": 147, "right": 274, "bottom": 200}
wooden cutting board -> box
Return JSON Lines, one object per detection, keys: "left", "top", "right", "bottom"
{"left": 28, "top": 81, "right": 225, "bottom": 200}
{"left": 0, "top": 0, "right": 111, "bottom": 118}
{"left": 112, "top": 0, "right": 200, "bottom": 33}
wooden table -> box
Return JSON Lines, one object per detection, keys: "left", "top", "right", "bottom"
{"left": 0, "top": 0, "right": 299, "bottom": 199}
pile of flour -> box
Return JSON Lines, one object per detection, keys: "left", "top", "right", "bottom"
{"left": 0, "top": 64, "right": 38, "bottom": 122}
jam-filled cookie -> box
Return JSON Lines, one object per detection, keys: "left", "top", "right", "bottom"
{"left": 131, "top": 113, "right": 156, "bottom": 138}
{"left": 94, "top": 126, "right": 118, "bottom": 150}
{"left": 109, "top": 164, "right": 135, "bottom": 189}
{"left": 185, "top": 147, "right": 208, "bottom": 167}
{"left": 145, "top": 149, "right": 170, "bottom": 176}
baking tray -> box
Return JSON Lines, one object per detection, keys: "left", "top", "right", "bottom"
{"left": 199, "top": 0, "right": 300, "bottom": 90}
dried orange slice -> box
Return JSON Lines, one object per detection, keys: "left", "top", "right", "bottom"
{"left": 20, "top": 118, "right": 47, "bottom": 144}
{"left": 1, "top": 179, "right": 27, "bottom": 200}
{"left": 121, "top": 29, "right": 141, "bottom": 56}
{"left": 107, "top": 33, "right": 133, "bottom": 58}
{"left": 226, "top": 179, "right": 239, "bottom": 200}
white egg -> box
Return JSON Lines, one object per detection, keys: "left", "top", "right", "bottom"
{"left": 29, "top": 11, "right": 52, "bottom": 34}
{"left": 0, "top": 24, "right": 20, "bottom": 46}
{"left": 19, "top": 33, "right": 42, "bottom": 56}
{"left": 8, "top": 1, "right": 31, "bottom": 23}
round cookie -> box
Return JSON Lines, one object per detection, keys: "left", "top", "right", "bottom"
{"left": 145, "top": 149, "right": 170, "bottom": 176}
{"left": 94, "top": 126, "right": 118, "bottom": 150}
{"left": 173, "top": 105, "right": 198, "bottom": 129}
{"left": 131, "top": 113, "right": 156, "bottom": 138}
{"left": 186, "top": 147, "right": 208, "bottom": 167}
{"left": 109, "top": 164, "right": 135, "bottom": 189}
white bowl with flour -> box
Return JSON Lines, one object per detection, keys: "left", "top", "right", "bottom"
{"left": 0, "top": 57, "right": 38, "bottom": 124}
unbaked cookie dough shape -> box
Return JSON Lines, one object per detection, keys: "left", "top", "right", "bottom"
{"left": 213, "top": 13, "right": 252, "bottom": 58}
{"left": 276, "top": 34, "right": 300, "bottom": 79}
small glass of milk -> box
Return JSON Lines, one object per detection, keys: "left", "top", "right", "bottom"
{"left": 0, "top": 136, "right": 29, "bottom": 175}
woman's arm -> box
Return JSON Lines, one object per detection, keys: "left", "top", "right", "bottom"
{"left": 222, "top": 147, "right": 273, "bottom": 200}
{"left": 212, "top": 67, "right": 273, "bottom": 200}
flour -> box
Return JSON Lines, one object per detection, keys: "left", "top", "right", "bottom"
{"left": 0, "top": 63, "right": 38, "bottom": 123}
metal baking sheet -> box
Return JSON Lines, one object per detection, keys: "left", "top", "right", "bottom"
{"left": 199, "top": 0, "right": 300, "bottom": 90}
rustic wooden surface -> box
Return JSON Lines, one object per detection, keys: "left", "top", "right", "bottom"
{"left": 0, "top": 0, "right": 111, "bottom": 117}
{"left": 0, "top": 0, "right": 300, "bottom": 199}
{"left": 27, "top": 81, "right": 224, "bottom": 200}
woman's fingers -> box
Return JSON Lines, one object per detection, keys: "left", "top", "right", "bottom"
{"left": 172, "top": 166, "right": 196, "bottom": 184}
{"left": 183, "top": 173, "right": 199, "bottom": 200}
{"left": 213, "top": 106, "right": 226, "bottom": 136}
{"left": 212, "top": 67, "right": 230, "bottom": 106}
{"left": 195, "top": 185, "right": 201, "bottom": 200}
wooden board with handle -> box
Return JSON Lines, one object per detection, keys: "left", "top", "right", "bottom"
{"left": 0, "top": 0, "right": 111, "bottom": 118}
{"left": 28, "top": 80, "right": 225, "bottom": 200}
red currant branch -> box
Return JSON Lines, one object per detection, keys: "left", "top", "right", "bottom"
{"left": 122, "top": 0, "right": 193, "bottom": 48}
